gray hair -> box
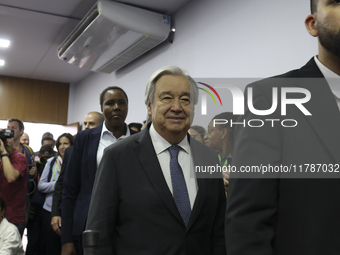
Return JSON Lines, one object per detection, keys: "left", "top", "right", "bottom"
{"left": 144, "top": 66, "right": 199, "bottom": 124}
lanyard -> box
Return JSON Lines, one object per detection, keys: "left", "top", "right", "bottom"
{"left": 218, "top": 154, "right": 229, "bottom": 167}
{"left": 52, "top": 162, "right": 58, "bottom": 181}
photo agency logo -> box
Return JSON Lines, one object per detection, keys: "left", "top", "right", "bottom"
{"left": 197, "top": 82, "right": 223, "bottom": 114}
{"left": 196, "top": 79, "right": 312, "bottom": 128}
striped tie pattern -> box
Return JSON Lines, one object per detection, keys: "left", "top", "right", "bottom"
{"left": 168, "top": 145, "right": 191, "bottom": 227}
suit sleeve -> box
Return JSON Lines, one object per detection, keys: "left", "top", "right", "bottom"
{"left": 85, "top": 147, "right": 119, "bottom": 254}
{"left": 61, "top": 137, "right": 83, "bottom": 244}
{"left": 51, "top": 147, "right": 72, "bottom": 218}
{"left": 225, "top": 83, "right": 281, "bottom": 255}
{"left": 211, "top": 178, "right": 227, "bottom": 255}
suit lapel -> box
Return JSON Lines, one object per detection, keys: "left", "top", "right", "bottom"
{"left": 296, "top": 59, "right": 340, "bottom": 163}
{"left": 133, "top": 128, "right": 184, "bottom": 225}
{"left": 187, "top": 178, "right": 206, "bottom": 231}
{"left": 186, "top": 137, "right": 208, "bottom": 231}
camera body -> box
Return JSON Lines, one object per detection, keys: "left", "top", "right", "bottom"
{"left": 0, "top": 129, "right": 14, "bottom": 143}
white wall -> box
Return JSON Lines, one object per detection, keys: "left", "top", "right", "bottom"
{"left": 67, "top": 0, "right": 318, "bottom": 125}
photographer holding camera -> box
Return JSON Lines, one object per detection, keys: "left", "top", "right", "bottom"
{"left": 0, "top": 129, "right": 29, "bottom": 236}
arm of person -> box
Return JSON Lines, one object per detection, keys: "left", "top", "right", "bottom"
{"left": 85, "top": 147, "right": 118, "bottom": 254}
{"left": 51, "top": 173, "right": 63, "bottom": 236}
{"left": 0, "top": 140, "right": 28, "bottom": 184}
{"left": 37, "top": 158, "right": 55, "bottom": 193}
{"left": 51, "top": 162, "right": 66, "bottom": 217}
{"left": 0, "top": 140, "right": 20, "bottom": 183}
{"left": 61, "top": 138, "right": 82, "bottom": 245}
{"left": 51, "top": 164, "right": 66, "bottom": 236}
{"left": 225, "top": 82, "right": 281, "bottom": 255}
{"left": 51, "top": 146, "right": 72, "bottom": 236}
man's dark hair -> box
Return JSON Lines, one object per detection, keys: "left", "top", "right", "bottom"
{"left": 311, "top": 0, "right": 318, "bottom": 14}
{"left": 41, "top": 136, "right": 54, "bottom": 145}
{"left": 8, "top": 118, "right": 24, "bottom": 131}
{"left": 42, "top": 132, "right": 54, "bottom": 139}
{"left": 99, "top": 86, "right": 129, "bottom": 107}
{"left": 39, "top": 144, "right": 54, "bottom": 155}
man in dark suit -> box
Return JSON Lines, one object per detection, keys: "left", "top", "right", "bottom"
{"left": 225, "top": 1, "right": 340, "bottom": 255}
{"left": 61, "top": 87, "right": 136, "bottom": 255}
{"left": 85, "top": 66, "right": 226, "bottom": 255}
{"left": 51, "top": 111, "right": 104, "bottom": 236}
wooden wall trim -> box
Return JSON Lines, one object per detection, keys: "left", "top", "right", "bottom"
{"left": 0, "top": 75, "right": 69, "bottom": 125}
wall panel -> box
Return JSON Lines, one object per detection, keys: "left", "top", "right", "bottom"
{"left": 0, "top": 76, "right": 69, "bottom": 124}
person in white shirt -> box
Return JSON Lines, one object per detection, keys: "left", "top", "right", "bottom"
{"left": 0, "top": 196, "right": 24, "bottom": 255}
{"left": 85, "top": 66, "right": 226, "bottom": 255}
{"left": 61, "top": 86, "right": 136, "bottom": 255}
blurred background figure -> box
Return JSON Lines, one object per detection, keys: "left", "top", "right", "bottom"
{"left": 42, "top": 132, "right": 53, "bottom": 140}
{"left": 26, "top": 144, "right": 54, "bottom": 255}
{"left": 20, "top": 133, "right": 30, "bottom": 146}
{"left": 38, "top": 133, "right": 74, "bottom": 255}
{"left": 34, "top": 134, "right": 56, "bottom": 161}
{"left": 0, "top": 196, "right": 24, "bottom": 255}
{"left": 204, "top": 112, "right": 236, "bottom": 196}
{"left": 189, "top": 125, "right": 206, "bottom": 143}
{"left": 128, "top": 122, "right": 143, "bottom": 132}
{"left": 41, "top": 132, "right": 55, "bottom": 151}
{"left": 51, "top": 110, "right": 104, "bottom": 254}
{"left": 83, "top": 112, "right": 104, "bottom": 130}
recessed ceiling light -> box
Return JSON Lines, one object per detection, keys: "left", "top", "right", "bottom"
{"left": 0, "top": 39, "right": 10, "bottom": 48}
{"left": 0, "top": 60, "right": 5, "bottom": 66}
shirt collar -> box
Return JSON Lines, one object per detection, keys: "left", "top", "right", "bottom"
{"left": 149, "top": 124, "right": 190, "bottom": 155}
{"left": 314, "top": 56, "right": 340, "bottom": 99}
{"left": 101, "top": 123, "right": 130, "bottom": 139}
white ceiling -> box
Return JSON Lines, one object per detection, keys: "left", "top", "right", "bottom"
{"left": 0, "top": 0, "right": 191, "bottom": 84}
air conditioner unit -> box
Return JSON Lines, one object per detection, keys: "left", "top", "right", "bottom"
{"left": 57, "top": 0, "right": 171, "bottom": 73}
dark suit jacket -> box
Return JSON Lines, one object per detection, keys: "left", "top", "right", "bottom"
{"left": 51, "top": 146, "right": 73, "bottom": 218}
{"left": 61, "top": 124, "right": 136, "bottom": 244}
{"left": 85, "top": 125, "right": 226, "bottom": 255}
{"left": 225, "top": 58, "right": 340, "bottom": 255}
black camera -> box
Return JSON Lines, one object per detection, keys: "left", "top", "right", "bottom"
{"left": 0, "top": 129, "right": 14, "bottom": 143}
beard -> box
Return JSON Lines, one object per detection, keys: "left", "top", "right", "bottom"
{"left": 318, "top": 21, "right": 340, "bottom": 59}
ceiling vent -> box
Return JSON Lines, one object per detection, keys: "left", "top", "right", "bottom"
{"left": 57, "top": 0, "right": 171, "bottom": 73}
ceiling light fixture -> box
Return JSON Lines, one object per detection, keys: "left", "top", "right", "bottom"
{"left": 0, "top": 60, "right": 5, "bottom": 66}
{"left": 0, "top": 39, "right": 10, "bottom": 48}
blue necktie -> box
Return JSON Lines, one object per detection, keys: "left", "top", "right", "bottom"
{"left": 168, "top": 145, "right": 191, "bottom": 227}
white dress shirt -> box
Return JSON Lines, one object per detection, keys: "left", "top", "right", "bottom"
{"left": 96, "top": 123, "right": 130, "bottom": 168}
{"left": 149, "top": 124, "right": 198, "bottom": 209}
{"left": 314, "top": 56, "right": 340, "bottom": 111}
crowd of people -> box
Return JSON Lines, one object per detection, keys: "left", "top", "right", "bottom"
{"left": 0, "top": 1, "right": 339, "bottom": 254}
{"left": 0, "top": 70, "right": 235, "bottom": 255}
